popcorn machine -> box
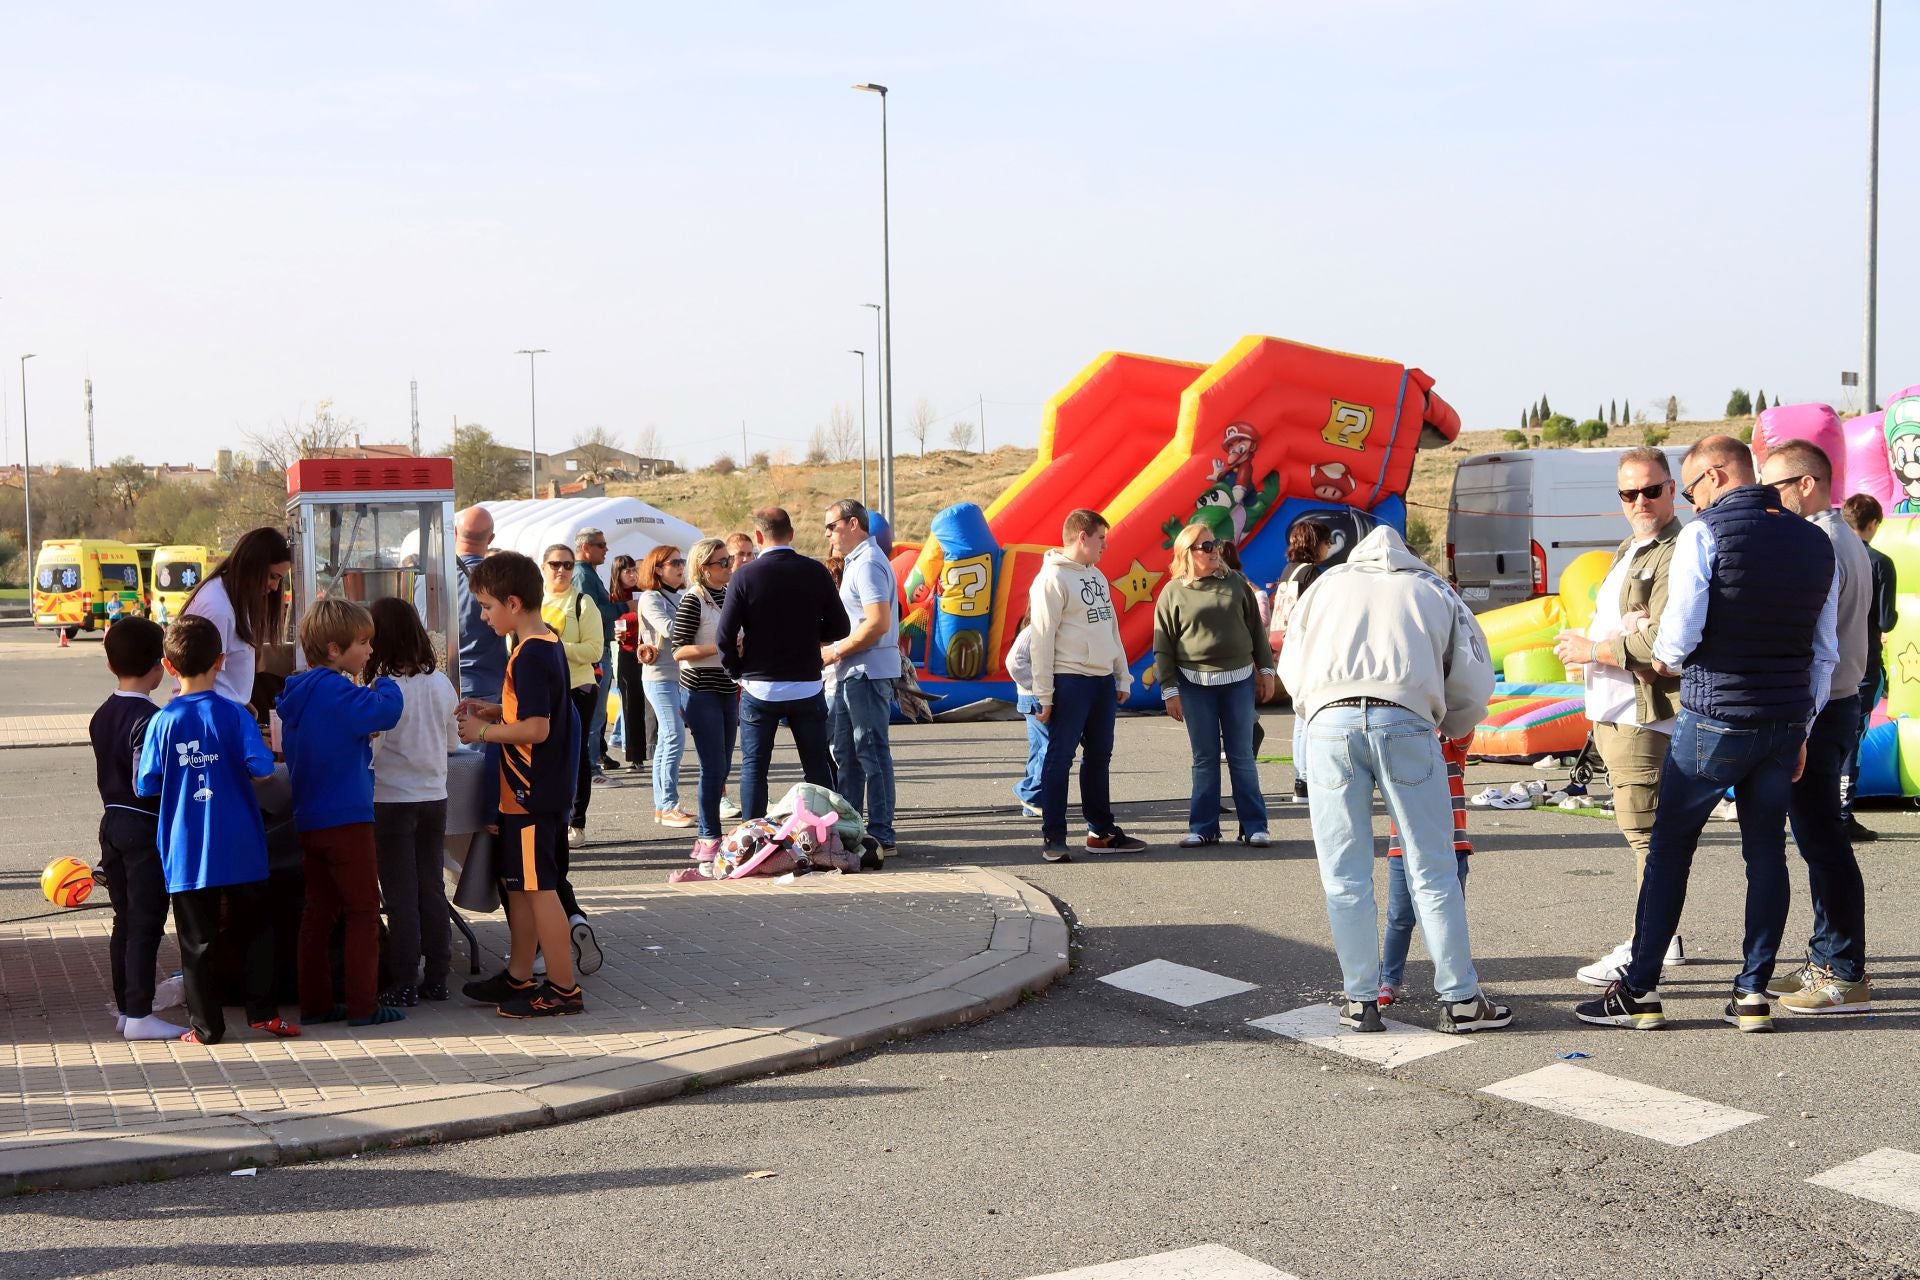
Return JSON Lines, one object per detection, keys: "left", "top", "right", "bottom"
{"left": 285, "top": 457, "right": 457, "bottom": 663}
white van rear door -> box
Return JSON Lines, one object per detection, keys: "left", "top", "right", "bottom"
{"left": 1448, "top": 455, "right": 1533, "bottom": 611}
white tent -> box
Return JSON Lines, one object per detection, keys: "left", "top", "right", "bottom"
{"left": 480, "top": 496, "right": 706, "bottom": 588}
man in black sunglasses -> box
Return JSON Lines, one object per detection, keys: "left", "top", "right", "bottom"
{"left": 1552, "top": 447, "right": 1688, "bottom": 988}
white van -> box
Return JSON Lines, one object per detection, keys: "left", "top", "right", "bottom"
{"left": 1446, "top": 445, "right": 1690, "bottom": 612}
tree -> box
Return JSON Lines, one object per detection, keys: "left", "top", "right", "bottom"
{"left": 825, "top": 403, "right": 861, "bottom": 463}
{"left": 1539, "top": 414, "right": 1578, "bottom": 445}
{"left": 1665, "top": 396, "right": 1680, "bottom": 425}
{"left": 1755, "top": 389, "right": 1768, "bottom": 413}
{"left": 1725, "top": 388, "right": 1752, "bottom": 418}
{"left": 909, "top": 396, "right": 936, "bottom": 457}
{"left": 1609, "top": 399, "right": 1618, "bottom": 425}
{"left": 947, "top": 420, "right": 975, "bottom": 450}
{"left": 1520, "top": 409, "right": 1528, "bottom": 432}
{"left": 708, "top": 453, "right": 738, "bottom": 476}
{"left": 711, "top": 472, "right": 751, "bottom": 529}
{"left": 1577, "top": 418, "right": 1610, "bottom": 445}
{"left": 102, "top": 457, "right": 153, "bottom": 513}
{"left": 805, "top": 425, "right": 830, "bottom": 465}
{"left": 571, "top": 425, "right": 624, "bottom": 478}
{"left": 1528, "top": 405, "right": 1541, "bottom": 431}
{"left": 244, "top": 398, "right": 357, "bottom": 473}
{"left": 1502, "top": 429, "right": 1529, "bottom": 448}
{"left": 1596, "top": 404, "right": 1605, "bottom": 428}
{"left": 445, "top": 424, "right": 523, "bottom": 507}
{"left": 633, "top": 423, "right": 665, "bottom": 469}
{"left": 749, "top": 450, "right": 771, "bottom": 469}
{"left": 1642, "top": 425, "right": 1670, "bottom": 447}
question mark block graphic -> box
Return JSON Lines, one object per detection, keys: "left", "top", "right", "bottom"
{"left": 1321, "top": 400, "right": 1375, "bottom": 451}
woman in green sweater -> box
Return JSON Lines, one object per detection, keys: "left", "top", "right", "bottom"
{"left": 1153, "top": 523, "right": 1275, "bottom": 848}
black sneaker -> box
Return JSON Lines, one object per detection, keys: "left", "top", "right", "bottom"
{"left": 419, "top": 980, "right": 450, "bottom": 1002}
{"left": 1337, "top": 998, "right": 1385, "bottom": 1032}
{"left": 463, "top": 968, "right": 537, "bottom": 1005}
{"left": 570, "top": 916, "right": 603, "bottom": 976}
{"left": 1292, "top": 779, "right": 1309, "bottom": 802}
{"left": 1437, "top": 992, "right": 1514, "bottom": 1034}
{"left": 1573, "top": 980, "right": 1666, "bottom": 1030}
{"left": 1084, "top": 828, "right": 1147, "bottom": 854}
{"left": 1842, "top": 816, "right": 1878, "bottom": 843}
{"left": 498, "top": 981, "right": 585, "bottom": 1019}
{"left": 1041, "top": 842, "right": 1072, "bottom": 863}
{"left": 1723, "top": 990, "right": 1774, "bottom": 1033}
{"left": 377, "top": 984, "right": 418, "bottom": 1008}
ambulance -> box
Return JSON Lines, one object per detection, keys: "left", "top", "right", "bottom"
{"left": 32, "top": 539, "right": 145, "bottom": 638}
{"left": 149, "top": 544, "right": 212, "bottom": 623}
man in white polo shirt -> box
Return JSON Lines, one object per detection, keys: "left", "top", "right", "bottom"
{"left": 823, "top": 499, "right": 901, "bottom": 860}
{"left": 1554, "top": 446, "right": 1689, "bottom": 986}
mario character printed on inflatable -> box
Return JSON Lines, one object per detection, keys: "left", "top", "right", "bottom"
{"left": 895, "top": 334, "right": 1463, "bottom": 711}
{"left": 1886, "top": 395, "right": 1920, "bottom": 514}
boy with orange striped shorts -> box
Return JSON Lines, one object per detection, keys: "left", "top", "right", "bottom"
{"left": 456, "top": 551, "right": 586, "bottom": 1018}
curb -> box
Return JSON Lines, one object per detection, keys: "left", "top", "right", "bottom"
{"left": 2, "top": 867, "right": 1069, "bottom": 1194}
{"left": 0, "top": 738, "right": 87, "bottom": 751}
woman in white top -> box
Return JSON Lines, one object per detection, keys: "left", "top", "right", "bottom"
{"left": 181, "top": 527, "right": 293, "bottom": 715}
{"left": 637, "top": 545, "right": 691, "bottom": 828}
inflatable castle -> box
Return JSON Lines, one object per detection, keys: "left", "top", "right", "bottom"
{"left": 890, "top": 334, "right": 1462, "bottom": 710}
{"left": 1462, "top": 386, "right": 1920, "bottom": 795}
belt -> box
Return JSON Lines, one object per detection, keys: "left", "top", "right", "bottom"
{"left": 1320, "top": 696, "right": 1410, "bottom": 712}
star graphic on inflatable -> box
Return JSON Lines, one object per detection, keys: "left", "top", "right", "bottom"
{"left": 1113, "top": 560, "right": 1163, "bottom": 611}
{"left": 1899, "top": 642, "right": 1920, "bottom": 687}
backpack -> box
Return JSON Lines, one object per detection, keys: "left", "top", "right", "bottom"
{"left": 1270, "top": 563, "right": 1315, "bottom": 637}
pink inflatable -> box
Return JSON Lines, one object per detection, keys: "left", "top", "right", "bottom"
{"left": 1845, "top": 409, "right": 1895, "bottom": 507}
{"left": 1754, "top": 403, "right": 1846, "bottom": 498}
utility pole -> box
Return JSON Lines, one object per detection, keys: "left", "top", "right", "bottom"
{"left": 84, "top": 377, "right": 94, "bottom": 471}
{"left": 410, "top": 380, "right": 421, "bottom": 457}
{"left": 742, "top": 421, "right": 749, "bottom": 470}
{"left": 516, "top": 348, "right": 548, "bottom": 500}
{"left": 1864, "top": 0, "right": 1884, "bottom": 412}
{"left": 978, "top": 393, "right": 985, "bottom": 454}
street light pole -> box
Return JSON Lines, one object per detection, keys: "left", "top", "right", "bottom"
{"left": 849, "top": 349, "right": 868, "bottom": 507}
{"left": 19, "top": 354, "right": 34, "bottom": 581}
{"left": 1864, "top": 0, "right": 1883, "bottom": 413}
{"left": 862, "top": 301, "right": 883, "bottom": 465}
{"left": 853, "top": 83, "right": 893, "bottom": 516}
{"left": 516, "top": 348, "right": 548, "bottom": 500}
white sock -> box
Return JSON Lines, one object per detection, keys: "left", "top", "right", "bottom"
{"left": 569, "top": 913, "right": 587, "bottom": 927}
{"left": 124, "top": 1013, "right": 189, "bottom": 1040}
{"left": 115, "top": 1012, "right": 127, "bottom": 1032}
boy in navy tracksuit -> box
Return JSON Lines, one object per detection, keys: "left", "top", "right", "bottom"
{"left": 279, "top": 599, "right": 404, "bottom": 1027}
{"left": 91, "top": 617, "right": 183, "bottom": 1040}
{"left": 135, "top": 616, "right": 296, "bottom": 1044}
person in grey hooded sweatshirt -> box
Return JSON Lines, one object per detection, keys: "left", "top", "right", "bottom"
{"left": 1278, "top": 525, "right": 1508, "bottom": 1035}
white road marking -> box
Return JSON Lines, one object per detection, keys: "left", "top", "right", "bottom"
{"left": 1023, "top": 1243, "right": 1300, "bottom": 1279}
{"left": 1808, "top": 1148, "right": 1920, "bottom": 1215}
{"left": 1480, "top": 1062, "right": 1763, "bottom": 1146}
{"left": 1098, "top": 959, "right": 1258, "bottom": 1007}
{"left": 1247, "top": 1001, "right": 1469, "bottom": 1069}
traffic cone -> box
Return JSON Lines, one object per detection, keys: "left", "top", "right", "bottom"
{"left": 57, "top": 629, "right": 69, "bottom": 648}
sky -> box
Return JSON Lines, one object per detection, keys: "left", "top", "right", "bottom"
{"left": 0, "top": 2, "right": 1911, "bottom": 472}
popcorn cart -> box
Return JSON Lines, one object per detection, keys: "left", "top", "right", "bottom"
{"left": 285, "top": 457, "right": 457, "bottom": 659}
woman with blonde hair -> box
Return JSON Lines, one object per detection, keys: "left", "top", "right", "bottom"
{"left": 637, "top": 544, "right": 692, "bottom": 828}
{"left": 670, "top": 537, "right": 739, "bottom": 858}
{"left": 1151, "top": 523, "right": 1275, "bottom": 848}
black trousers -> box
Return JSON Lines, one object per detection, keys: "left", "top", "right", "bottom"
{"left": 374, "top": 799, "right": 452, "bottom": 988}
{"left": 569, "top": 684, "right": 598, "bottom": 831}
{"left": 98, "top": 810, "right": 169, "bottom": 1019}
{"left": 616, "top": 650, "right": 655, "bottom": 768}
{"left": 171, "top": 880, "right": 277, "bottom": 1043}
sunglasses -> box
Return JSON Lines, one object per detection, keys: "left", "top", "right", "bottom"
{"left": 668, "top": 557, "right": 687, "bottom": 567}
{"left": 1679, "top": 466, "right": 1721, "bottom": 505}
{"left": 1766, "top": 474, "right": 1811, "bottom": 493}
{"left": 824, "top": 517, "right": 849, "bottom": 532}
{"left": 1192, "top": 539, "right": 1220, "bottom": 553}
{"left": 704, "top": 556, "right": 730, "bottom": 569}
{"left": 546, "top": 559, "right": 576, "bottom": 570}
{"left": 1617, "top": 482, "right": 1670, "bottom": 503}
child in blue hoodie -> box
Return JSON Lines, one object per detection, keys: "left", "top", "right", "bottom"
{"left": 135, "top": 616, "right": 297, "bottom": 1044}
{"left": 280, "top": 598, "right": 405, "bottom": 1027}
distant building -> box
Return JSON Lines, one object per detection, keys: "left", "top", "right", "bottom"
{"left": 311, "top": 437, "right": 416, "bottom": 461}
{"left": 540, "top": 443, "right": 671, "bottom": 484}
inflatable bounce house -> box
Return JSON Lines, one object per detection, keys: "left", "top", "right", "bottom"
{"left": 1462, "top": 387, "right": 1920, "bottom": 791}
{"left": 893, "top": 334, "right": 1462, "bottom": 711}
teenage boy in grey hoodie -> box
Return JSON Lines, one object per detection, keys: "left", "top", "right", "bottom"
{"left": 1027, "top": 509, "right": 1148, "bottom": 862}
{"left": 1278, "top": 525, "right": 1509, "bottom": 1035}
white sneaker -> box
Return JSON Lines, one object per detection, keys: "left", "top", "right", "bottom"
{"left": 1710, "top": 797, "right": 1738, "bottom": 822}
{"left": 568, "top": 826, "right": 586, "bottom": 846}
{"left": 1468, "top": 786, "right": 1504, "bottom": 808}
{"left": 1513, "top": 779, "right": 1550, "bottom": 798}
{"left": 1486, "top": 791, "right": 1533, "bottom": 810}
{"left": 1664, "top": 934, "right": 1687, "bottom": 967}
{"left": 1576, "top": 941, "right": 1633, "bottom": 987}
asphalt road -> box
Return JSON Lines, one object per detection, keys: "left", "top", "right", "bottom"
{"left": 5, "top": 629, "right": 1920, "bottom": 1279}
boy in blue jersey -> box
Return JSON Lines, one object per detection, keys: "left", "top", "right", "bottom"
{"left": 280, "top": 598, "right": 405, "bottom": 1027}
{"left": 135, "top": 616, "right": 299, "bottom": 1044}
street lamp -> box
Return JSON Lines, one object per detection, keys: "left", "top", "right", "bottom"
{"left": 516, "top": 348, "right": 548, "bottom": 500}
{"left": 1864, "top": 0, "right": 1883, "bottom": 412}
{"left": 18, "top": 354, "right": 34, "bottom": 583}
{"left": 848, "top": 349, "right": 868, "bottom": 508}
{"left": 853, "top": 83, "right": 893, "bottom": 517}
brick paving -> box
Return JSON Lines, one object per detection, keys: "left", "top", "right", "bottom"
{"left": 0, "top": 714, "right": 91, "bottom": 749}
{"left": 0, "top": 866, "right": 1066, "bottom": 1186}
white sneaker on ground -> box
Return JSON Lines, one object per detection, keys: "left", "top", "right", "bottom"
{"left": 1663, "top": 934, "right": 1687, "bottom": 967}
{"left": 1576, "top": 941, "right": 1633, "bottom": 987}
{"left": 123, "top": 1013, "right": 189, "bottom": 1041}
{"left": 568, "top": 826, "right": 586, "bottom": 847}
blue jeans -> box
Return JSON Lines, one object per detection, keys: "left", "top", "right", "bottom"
{"left": 1176, "top": 675, "right": 1267, "bottom": 840}
{"left": 588, "top": 653, "right": 613, "bottom": 770}
{"left": 1303, "top": 703, "right": 1479, "bottom": 1003}
{"left": 684, "top": 687, "right": 739, "bottom": 840}
{"left": 1381, "top": 852, "right": 1471, "bottom": 989}
{"left": 830, "top": 673, "right": 897, "bottom": 845}
{"left": 739, "top": 690, "right": 835, "bottom": 820}
{"left": 1040, "top": 673, "right": 1118, "bottom": 846}
{"left": 1625, "top": 708, "right": 1804, "bottom": 994}
{"left": 643, "top": 680, "right": 685, "bottom": 811}
{"left": 1787, "top": 694, "right": 1867, "bottom": 982}
{"left": 1015, "top": 694, "right": 1048, "bottom": 806}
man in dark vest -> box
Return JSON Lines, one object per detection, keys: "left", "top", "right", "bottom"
{"left": 1576, "top": 436, "right": 1838, "bottom": 1034}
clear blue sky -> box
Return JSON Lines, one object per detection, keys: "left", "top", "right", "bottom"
{"left": 1, "top": 2, "right": 1909, "bottom": 471}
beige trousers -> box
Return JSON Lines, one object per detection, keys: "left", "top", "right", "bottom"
{"left": 1592, "top": 719, "right": 1670, "bottom": 887}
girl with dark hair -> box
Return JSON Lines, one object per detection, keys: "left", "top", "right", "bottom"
{"left": 365, "top": 597, "right": 461, "bottom": 1006}
{"left": 609, "top": 554, "right": 657, "bottom": 776}
{"left": 182, "top": 526, "right": 293, "bottom": 713}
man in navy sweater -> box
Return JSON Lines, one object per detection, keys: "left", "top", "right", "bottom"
{"left": 717, "top": 507, "right": 851, "bottom": 819}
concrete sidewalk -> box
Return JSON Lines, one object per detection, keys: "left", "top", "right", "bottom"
{"left": 0, "top": 866, "right": 1067, "bottom": 1191}
{"left": 0, "top": 714, "right": 91, "bottom": 749}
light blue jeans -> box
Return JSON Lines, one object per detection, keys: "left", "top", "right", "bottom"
{"left": 643, "top": 679, "right": 686, "bottom": 812}
{"left": 1176, "top": 674, "right": 1267, "bottom": 840}
{"left": 1303, "top": 702, "right": 1479, "bottom": 1003}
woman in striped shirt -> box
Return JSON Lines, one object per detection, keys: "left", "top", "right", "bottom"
{"left": 671, "top": 537, "right": 739, "bottom": 860}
